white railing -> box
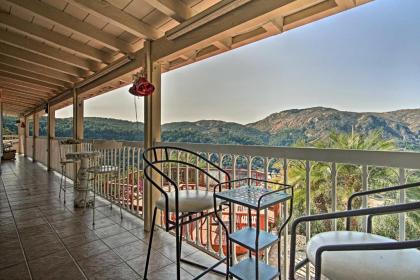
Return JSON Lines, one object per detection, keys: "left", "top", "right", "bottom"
{"left": 24, "top": 137, "right": 420, "bottom": 279}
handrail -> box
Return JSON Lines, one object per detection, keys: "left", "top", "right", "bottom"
{"left": 157, "top": 141, "right": 420, "bottom": 169}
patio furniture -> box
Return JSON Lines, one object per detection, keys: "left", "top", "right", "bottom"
{"left": 289, "top": 182, "right": 420, "bottom": 280}
{"left": 142, "top": 146, "right": 231, "bottom": 280}
{"left": 58, "top": 139, "right": 81, "bottom": 204}
{"left": 86, "top": 140, "right": 123, "bottom": 226}
{"left": 214, "top": 178, "right": 293, "bottom": 280}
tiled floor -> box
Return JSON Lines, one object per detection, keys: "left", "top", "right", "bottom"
{"left": 0, "top": 156, "right": 225, "bottom": 280}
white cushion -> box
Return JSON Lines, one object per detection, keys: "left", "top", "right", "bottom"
{"left": 306, "top": 231, "right": 420, "bottom": 280}
{"left": 156, "top": 190, "right": 219, "bottom": 212}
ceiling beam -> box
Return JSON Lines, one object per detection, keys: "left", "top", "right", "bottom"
{"left": 0, "top": 54, "right": 79, "bottom": 83}
{"left": 0, "top": 72, "right": 63, "bottom": 91}
{"left": 0, "top": 30, "right": 101, "bottom": 71}
{"left": 143, "top": 0, "right": 195, "bottom": 22}
{"left": 4, "top": 0, "right": 134, "bottom": 53}
{"left": 68, "top": 0, "right": 162, "bottom": 39}
{"left": 0, "top": 43, "right": 88, "bottom": 77}
{"left": 0, "top": 81, "right": 55, "bottom": 96}
{"left": 0, "top": 64, "right": 72, "bottom": 88}
{"left": 153, "top": 0, "right": 296, "bottom": 61}
{"left": 0, "top": 13, "right": 113, "bottom": 64}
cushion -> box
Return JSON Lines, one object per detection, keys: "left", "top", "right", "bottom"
{"left": 156, "top": 190, "right": 220, "bottom": 212}
{"left": 306, "top": 231, "right": 420, "bottom": 280}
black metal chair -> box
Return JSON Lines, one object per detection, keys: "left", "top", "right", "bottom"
{"left": 289, "top": 182, "right": 420, "bottom": 280}
{"left": 142, "top": 146, "right": 232, "bottom": 280}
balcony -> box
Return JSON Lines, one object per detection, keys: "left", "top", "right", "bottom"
{"left": 2, "top": 139, "right": 418, "bottom": 279}
{"left": 0, "top": 155, "right": 226, "bottom": 280}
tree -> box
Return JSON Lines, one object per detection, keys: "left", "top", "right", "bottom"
{"left": 277, "top": 130, "right": 417, "bottom": 237}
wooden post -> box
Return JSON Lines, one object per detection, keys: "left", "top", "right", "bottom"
{"left": 72, "top": 88, "right": 84, "bottom": 180}
{"left": 47, "top": 104, "right": 55, "bottom": 171}
{"left": 73, "top": 88, "right": 84, "bottom": 140}
{"left": 143, "top": 40, "right": 162, "bottom": 231}
{"left": 33, "top": 112, "right": 40, "bottom": 162}
{"left": 24, "top": 115, "right": 28, "bottom": 157}
{"left": 18, "top": 116, "right": 25, "bottom": 154}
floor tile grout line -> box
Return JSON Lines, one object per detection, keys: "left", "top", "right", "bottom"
{"left": 0, "top": 176, "right": 34, "bottom": 280}
{"left": 44, "top": 216, "right": 90, "bottom": 280}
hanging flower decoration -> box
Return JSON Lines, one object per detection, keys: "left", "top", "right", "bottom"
{"left": 20, "top": 122, "right": 26, "bottom": 128}
{"left": 128, "top": 70, "right": 155, "bottom": 97}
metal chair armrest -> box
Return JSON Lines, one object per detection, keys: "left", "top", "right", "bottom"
{"left": 289, "top": 201, "right": 420, "bottom": 280}
{"left": 346, "top": 181, "right": 419, "bottom": 229}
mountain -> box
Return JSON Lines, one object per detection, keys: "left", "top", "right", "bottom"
{"left": 4, "top": 107, "right": 419, "bottom": 150}
{"left": 247, "top": 107, "right": 419, "bottom": 149}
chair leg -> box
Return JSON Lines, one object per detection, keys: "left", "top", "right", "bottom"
{"left": 59, "top": 165, "right": 63, "bottom": 199}
{"left": 63, "top": 166, "right": 67, "bottom": 204}
{"left": 92, "top": 175, "right": 96, "bottom": 227}
{"left": 143, "top": 207, "right": 157, "bottom": 280}
{"left": 175, "top": 212, "right": 181, "bottom": 280}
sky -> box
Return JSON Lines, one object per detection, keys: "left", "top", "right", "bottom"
{"left": 57, "top": 0, "right": 420, "bottom": 124}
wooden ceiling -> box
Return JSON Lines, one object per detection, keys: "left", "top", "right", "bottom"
{"left": 0, "top": 0, "right": 372, "bottom": 115}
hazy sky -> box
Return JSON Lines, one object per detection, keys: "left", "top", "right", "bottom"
{"left": 57, "top": 0, "right": 420, "bottom": 124}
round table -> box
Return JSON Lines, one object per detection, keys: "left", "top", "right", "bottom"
{"left": 66, "top": 151, "right": 100, "bottom": 207}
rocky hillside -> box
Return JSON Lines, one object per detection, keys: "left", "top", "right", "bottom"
{"left": 247, "top": 107, "right": 419, "bottom": 149}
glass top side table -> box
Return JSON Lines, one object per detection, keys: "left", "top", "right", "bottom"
{"left": 214, "top": 178, "right": 294, "bottom": 280}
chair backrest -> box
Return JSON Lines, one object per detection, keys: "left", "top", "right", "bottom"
{"left": 58, "top": 139, "right": 81, "bottom": 162}
{"left": 142, "top": 146, "right": 231, "bottom": 193}
{"left": 92, "top": 140, "right": 123, "bottom": 151}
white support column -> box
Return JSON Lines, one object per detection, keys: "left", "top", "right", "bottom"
{"left": 24, "top": 115, "right": 29, "bottom": 157}
{"left": 18, "top": 116, "right": 25, "bottom": 154}
{"left": 0, "top": 92, "right": 3, "bottom": 169}
{"left": 73, "top": 88, "right": 84, "bottom": 180}
{"left": 47, "top": 104, "right": 56, "bottom": 171}
{"left": 33, "top": 112, "right": 40, "bottom": 162}
{"left": 143, "top": 40, "right": 162, "bottom": 231}
{"left": 73, "top": 88, "right": 84, "bottom": 140}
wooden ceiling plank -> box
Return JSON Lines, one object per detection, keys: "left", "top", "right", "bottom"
{"left": 4, "top": 0, "right": 134, "bottom": 53}
{"left": 0, "top": 43, "right": 88, "bottom": 77}
{"left": 0, "top": 81, "right": 55, "bottom": 96}
{"left": 0, "top": 64, "right": 72, "bottom": 88}
{"left": 1, "top": 89, "right": 46, "bottom": 102}
{"left": 284, "top": 0, "right": 337, "bottom": 25}
{"left": 0, "top": 72, "right": 63, "bottom": 91}
{"left": 0, "top": 13, "right": 113, "bottom": 63}
{"left": 0, "top": 54, "right": 79, "bottom": 83}
{"left": 0, "top": 30, "right": 101, "bottom": 71}
{"left": 68, "top": 0, "right": 162, "bottom": 39}
{"left": 335, "top": 0, "right": 356, "bottom": 9}
{"left": 1, "top": 95, "right": 40, "bottom": 106}
{"left": 143, "top": 0, "right": 194, "bottom": 22}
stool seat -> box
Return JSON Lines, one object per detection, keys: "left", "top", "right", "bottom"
{"left": 306, "top": 231, "right": 420, "bottom": 280}
{"left": 156, "top": 190, "right": 221, "bottom": 212}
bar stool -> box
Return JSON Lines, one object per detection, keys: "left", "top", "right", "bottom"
{"left": 142, "top": 146, "right": 232, "bottom": 280}
{"left": 87, "top": 140, "right": 124, "bottom": 227}
{"left": 58, "top": 139, "right": 81, "bottom": 204}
